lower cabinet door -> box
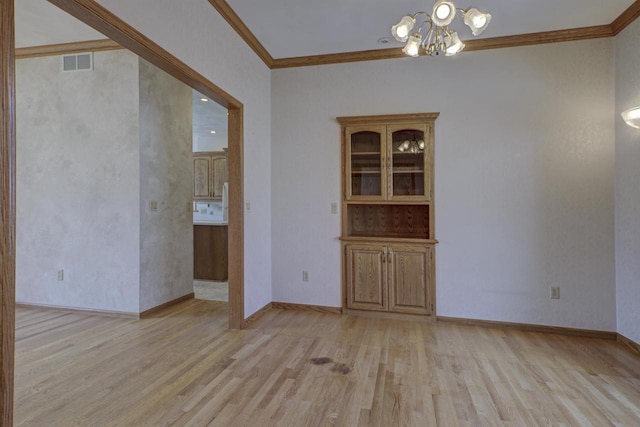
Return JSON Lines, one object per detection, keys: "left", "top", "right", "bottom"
{"left": 388, "top": 245, "right": 431, "bottom": 315}
{"left": 194, "top": 225, "right": 228, "bottom": 281}
{"left": 345, "top": 244, "right": 388, "bottom": 311}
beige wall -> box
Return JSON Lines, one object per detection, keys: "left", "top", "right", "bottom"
{"left": 17, "top": 50, "right": 195, "bottom": 314}
{"left": 16, "top": 50, "right": 141, "bottom": 313}
{"left": 139, "top": 58, "right": 194, "bottom": 312}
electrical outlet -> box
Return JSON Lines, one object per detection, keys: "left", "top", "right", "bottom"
{"left": 150, "top": 200, "right": 158, "bottom": 211}
{"left": 302, "top": 271, "right": 309, "bottom": 282}
{"left": 331, "top": 203, "right": 338, "bottom": 214}
{"left": 57, "top": 270, "right": 64, "bottom": 281}
{"left": 246, "top": 202, "right": 251, "bottom": 212}
{"left": 550, "top": 286, "right": 560, "bottom": 300}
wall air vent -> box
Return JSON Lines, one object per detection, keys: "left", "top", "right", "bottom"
{"left": 62, "top": 53, "right": 93, "bottom": 72}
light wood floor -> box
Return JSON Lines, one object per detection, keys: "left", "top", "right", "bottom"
{"left": 14, "top": 299, "right": 640, "bottom": 426}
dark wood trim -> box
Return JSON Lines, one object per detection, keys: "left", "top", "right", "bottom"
{"left": 612, "top": 0, "right": 640, "bottom": 35}
{"left": 271, "top": 302, "right": 343, "bottom": 315}
{"left": 273, "top": 25, "right": 615, "bottom": 69}
{"left": 618, "top": 333, "right": 640, "bottom": 357}
{"left": 47, "top": 0, "right": 241, "bottom": 110}
{"left": 272, "top": 47, "right": 408, "bottom": 69}
{"left": 16, "top": 302, "right": 140, "bottom": 319}
{"left": 45, "top": 0, "right": 246, "bottom": 331}
{"left": 242, "top": 302, "right": 272, "bottom": 328}
{"left": 464, "top": 25, "right": 614, "bottom": 52}
{"left": 15, "top": 39, "right": 122, "bottom": 59}
{"left": 0, "top": 0, "right": 15, "bottom": 424}
{"left": 227, "top": 107, "right": 244, "bottom": 329}
{"left": 139, "top": 293, "right": 195, "bottom": 318}
{"left": 437, "top": 316, "right": 617, "bottom": 340}
{"left": 207, "top": 0, "right": 273, "bottom": 68}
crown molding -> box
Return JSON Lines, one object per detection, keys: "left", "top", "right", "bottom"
{"left": 463, "top": 25, "right": 613, "bottom": 52}
{"left": 211, "top": 0, "right": 640, "bottom": 69}
{"left": 612, "top": 0, "right": 640, "bottom": 35}
{"left": 273, "top": 25, "right": 615, "bottom": 68}
{"left": 208, "top": 0, "right": 273, "bottom": 68}
{"left": 271, "top": 47, "right": 407, "bottom": 69}
{"left": 15, "top": 39, "right": 122, "bottom": 59}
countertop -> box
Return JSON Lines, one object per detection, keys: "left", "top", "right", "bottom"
{"left": 194, "top": 219, "right": 228, "bottom": 226}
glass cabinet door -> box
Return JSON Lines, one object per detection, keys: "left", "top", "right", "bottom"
{"left": 388, "top": 124, "right": 430, "bottom": 201}
{"left": 346, "top": 126, "right": 386, "bottom": 199}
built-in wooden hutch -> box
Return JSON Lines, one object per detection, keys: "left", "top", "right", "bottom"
{"left": 338, "top": 113, "right": 438, "bottom": 317}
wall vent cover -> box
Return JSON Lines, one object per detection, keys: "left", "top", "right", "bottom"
{"left": 62, "top": 53, "right": 93, "bottom": 72}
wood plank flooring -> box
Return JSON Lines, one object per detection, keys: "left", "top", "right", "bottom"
{"left": 14, "top": 299, "right": 640, "bottom": 426}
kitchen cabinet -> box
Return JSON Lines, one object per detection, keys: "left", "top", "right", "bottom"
{"left": 193, "top": 151, "right": 227, "bottom": 200}
{"left": 345, "top": 243, "right": 433, "bottom": 315}
{"left": 339, "top": 113, "right": 438, "bottom": 317}
{"left": 194, "top": 225, "right": 228, "bottom": 281}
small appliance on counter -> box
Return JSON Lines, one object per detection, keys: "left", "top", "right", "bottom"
{"left": 222, "top": 182, "right": 228, "bottom": 222}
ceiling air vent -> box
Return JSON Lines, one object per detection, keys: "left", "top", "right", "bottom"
{"left": 62, "top": 53, "right": 93, "bottom": 72}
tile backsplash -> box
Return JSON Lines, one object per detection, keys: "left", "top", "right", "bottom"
{"left": 194, "top": 201, "right": 223, "bottom": 221}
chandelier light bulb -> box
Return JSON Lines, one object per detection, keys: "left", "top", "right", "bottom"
{"left": 436, "top": 4, "right": 450, "bottom": 19}
{"left": 463, "top": 8, "right": 492, "bottom": 36}
{"left": 474, "top": 15, "right": 486, "bottom": 27}
{"left": 431, "top": 0, "right": 456, "bottom": 26}
{"left": 402, "top": 33, "right": 422, "bottom": 57}
{"left": 445, "top": 32, "right": 465, "bottom": 56}
{"left": 391, "top": 15, "right": 416, "bottom": 42}
{"left": 621, "top": 106, "right": 640, "bottom": 128}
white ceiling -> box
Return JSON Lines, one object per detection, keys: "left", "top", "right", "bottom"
{"left": 193, "top": 90, "right": 229, "bottom": 143}
{"left": 226, "top": 0, "right": 636, "bottom": 58}
{"left": 15, "top": 0, "right": 637, "bottom": 58}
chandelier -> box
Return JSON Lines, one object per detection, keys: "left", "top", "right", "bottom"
{"left": 391, "top": 0, "right": 491, "bottom": 57}
{"left": 397, "top": 138, "right": 425, "bottom": 153}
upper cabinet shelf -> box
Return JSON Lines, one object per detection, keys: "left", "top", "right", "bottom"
{"left": 342, "top": 121, "right": 434, "bottom": 203}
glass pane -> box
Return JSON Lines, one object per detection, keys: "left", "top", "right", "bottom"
{"left": 392, "top": 129, "right": 425, "bottom": 196}
{"left": 351, "top": 131, "right": 381, "bottom": 196}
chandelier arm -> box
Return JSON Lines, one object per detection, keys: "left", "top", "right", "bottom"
{"left": 423, "top": 24, "right": 435, "bottom": 50}
{"left": 411, "top": 11, "right": 431, "bottom": 19}
{"left": 416, "top": 17, "right": 434, "bottom": 34}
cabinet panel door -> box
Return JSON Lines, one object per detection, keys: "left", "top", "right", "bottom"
{"left": 194, "top": 157, "right": 211, "bottom": 199}
{"left": 346, "top": 244, "right": 387, "bottom": 311}
{"left": 345, "top": 126, "right": 387, "bottom": 201}
{"left": 387, "top": 124, "right": 431, "bottom": 202}
{"left": 212, "top": 157, "right": 227, "bottom": 199}
{"left": 388, "top": 245, "right": 431, "bottom": 315}
{"left": 194, "top": 225, "right": 228, "bottom": 281}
